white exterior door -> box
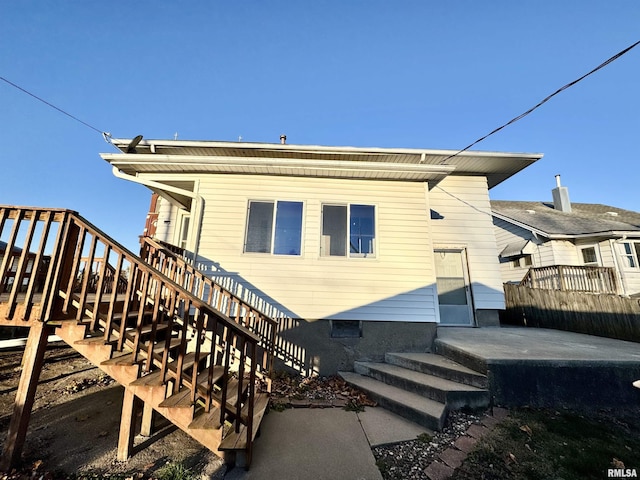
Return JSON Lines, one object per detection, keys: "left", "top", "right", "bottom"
{"left": 434, "top": 248, "right": 474, "bottom": 326}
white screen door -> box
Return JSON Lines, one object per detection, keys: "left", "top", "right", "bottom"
{"left": 434, "top": 249, "right": 473, "bottom": 326}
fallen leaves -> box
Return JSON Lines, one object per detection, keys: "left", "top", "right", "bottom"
{"left": 270, "top": 374, "right": 375, "bottom": 410}
{"left": 63, "top": 374, "right": 114, "bottom": 395}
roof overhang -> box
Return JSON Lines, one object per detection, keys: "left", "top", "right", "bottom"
{"left": 102, "top": 139, "right": 543, "bottom": 188}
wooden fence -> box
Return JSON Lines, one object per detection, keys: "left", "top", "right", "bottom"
{"left": 503, "top": 283, "right": 640, "bottom": 343}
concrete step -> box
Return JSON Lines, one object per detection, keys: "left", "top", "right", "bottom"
{"left": 338, "top": 371, "right": 447, "bottom": 430}
{"left": 354, "top": 361, "right": 489, "bottom": 410}
{"left": 433, "top": 338, "right": 488, "bottom": 375}
{"left": 385, "top": 352, "right": 488, "bottom": 389}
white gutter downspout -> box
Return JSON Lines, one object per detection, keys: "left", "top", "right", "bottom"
{"left": 111, "top": 166, "right": 204, "bottom": 263}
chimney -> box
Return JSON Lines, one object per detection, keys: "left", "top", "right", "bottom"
{"left": 552, "top": 174, "right": 571, "bottom": 213}
{"left": 280, "top": 134, "right": 287, "bottom": 145}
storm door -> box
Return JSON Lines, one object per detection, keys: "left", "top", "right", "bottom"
{"left": 434, "top": 248, "right": 473, "bottom": 326}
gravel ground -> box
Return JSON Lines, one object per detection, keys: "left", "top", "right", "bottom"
{"left": 372, "top": 410, "right": 485, "bottom": 480}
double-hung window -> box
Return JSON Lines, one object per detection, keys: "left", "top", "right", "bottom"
{"left": 580, "top": 246, "right": 599, "bottom": 266}
{"left": 620, "top": 242, "right": 640, "bottom": 268}
{"left": 321, "top": 204, "right": 376, "bottom": 258}
{"left": 244, "top": 201, "right": 303, "bottom": 255}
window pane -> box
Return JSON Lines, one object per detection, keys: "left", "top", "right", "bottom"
{"left": 620, "top": 243, "right": 636, "bottom": 267}
{"left": 350, "top": 205, "right": 375, "bottom": 255}
{"left": 245, "top": 202, "right": 273, "bottom": 253}
{"left": 581, "top": 247, "right": 597, "bottom": 265}
{"left": 635, "top": 243, "right": 640, "bottom": 268}
{"left": 274, "top": 201, "right": 303, "bottom": 255}
{"left": 179, "top": 216, "right": 190, "bottom": 249}
{"left": 437, "top": 277, "right": 468, "bottom": 305}
{"left": 322, "top": 205, "right": 347, "bottom": 256}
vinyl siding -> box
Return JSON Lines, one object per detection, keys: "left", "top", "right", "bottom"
{"left": 550, "top": 240, "right": 579, "bottom": 264}
{"left": 192, "top": 174, "right": 438, "bottom": 322}
{"left": 492, "top": 217, "right": 537, "bottom": 284}
{"left": 430, "top": 177, "right": 505, "bottom": 310}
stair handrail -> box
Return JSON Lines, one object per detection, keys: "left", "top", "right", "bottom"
{"left": 140, "top": 236, "right": 278, "bottom": 387}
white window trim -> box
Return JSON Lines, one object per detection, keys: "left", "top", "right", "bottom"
{"left": 175, "top": 209, "right": 191, "bottom": 251}
{"left": 320, "top": 202, "right": 378, "bottom": 259}
{"left": 243, "top": 199, "right": 305, "bottom": 256}
{"left": 578, "top": 244, "right": 601, "bottom": 266}
{"left": 619, "top": 240, "right": 640, "bottom": 269}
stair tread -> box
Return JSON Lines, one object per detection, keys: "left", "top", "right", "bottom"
{"left": 338, "top": 371, "right": 447, "bottom": 419}
{"left": 130, "top": 369, "right": 167, "bottom": 387}
{"left": 386, "top": 352, "right": 487, "bottom": 379}
{"left": 159, "top": 387, "right": 194, "bottom": 407}
{"left": 101, "top": 352, "right": 135, "bottom": 366}
{"left": 218, "top": 392, "right": 270, "bottom": 451}
{"left": 167, "top": 351, "right": 212, "bottom": 374}
{"left": 75, "top": 335, "right": 117, "bottom": 346}
{"left": 130, "top": 352, "right": 210, "bottom": 388}
{"left": 188, "top": 407, "right": 223, "bottom": 430}
{"left": 355, "top": 361, "right": 488, "bottom": 393}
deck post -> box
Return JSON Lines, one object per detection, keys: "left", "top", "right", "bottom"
{"left": 0, "top": 322, "right": 51, "bottom": 471}
{"left": 140, "top": 402, "right": 154, "bottom": 437}
{"left": 117, "top": 389, "right": 137, "bottom": 461}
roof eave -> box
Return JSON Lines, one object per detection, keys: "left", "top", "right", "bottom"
{"left": 108, "top": 138, "right": 544, "bottom": 160}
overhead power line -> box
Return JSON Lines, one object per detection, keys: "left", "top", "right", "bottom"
{"left": 439, "top": 39, "right": 640, "bottom": 164}
{"left": 0, "top": 76, "right": 112, "bottom": 142}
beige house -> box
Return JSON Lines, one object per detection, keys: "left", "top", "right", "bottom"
{"left": 492, "top": 177, "right": 640, "bottom": 296}
{"left": 102, "top": 138, "right": 541, "bottom": 374}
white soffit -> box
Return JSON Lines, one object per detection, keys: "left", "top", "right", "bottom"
{"left": 103, "top": 153, "right": 457, "bottom": 183}
{"left": 102, "top": 139, "right": 542, "bottom": 187}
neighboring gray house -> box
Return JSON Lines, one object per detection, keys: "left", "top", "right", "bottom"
{"left": 492, "top": 177, "right": 640, "bottom": 296}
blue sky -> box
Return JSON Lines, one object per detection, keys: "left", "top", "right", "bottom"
{"left": 1, "top": 2, "right": 638, "bottom": 251}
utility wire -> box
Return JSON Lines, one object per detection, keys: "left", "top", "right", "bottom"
{"left": 440, "top": 39, "right": 640, "bottom": 164}
{"left": 0, "top": 76, "right": 112, "bottom": 142}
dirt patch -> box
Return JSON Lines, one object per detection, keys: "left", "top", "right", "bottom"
{"left": 0, "top": 343, "right": 226, "bottom": 479}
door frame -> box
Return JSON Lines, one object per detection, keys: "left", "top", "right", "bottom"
{"left": 433, "top": 246, "right": 475, "bottom": 326}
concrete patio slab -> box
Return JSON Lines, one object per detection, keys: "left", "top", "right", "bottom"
{"left": 435, "top": 326, "right": 640, "bottom": 407}
{"left": 436, "top": 327, "right": 640, "bottom": 363}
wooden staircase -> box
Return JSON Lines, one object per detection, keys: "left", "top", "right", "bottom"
{"left": 0, "top": 206, "right": 277, "bottom": 470}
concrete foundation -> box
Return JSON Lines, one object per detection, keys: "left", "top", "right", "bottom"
{"left": 475, "top": 309, "right": 500, "bottom": 327}
{"left": 274, "top": 320, "right": 437, "bottom": 376}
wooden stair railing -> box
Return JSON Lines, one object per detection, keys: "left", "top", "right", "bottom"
{"left": 139, "top": 236, "right": 279, "bottom": 392}
{"left": 139, "top": 238, "right": 324, "bottom": 377}
{"left": 0, "top": 206, "right": 271, "bottom": 470}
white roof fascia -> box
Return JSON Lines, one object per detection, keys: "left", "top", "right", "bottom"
{"left": 102, "top": 153, "right": 457, "bottom": 178}
{"left": 109, "top": 138, "right": 544, "bottom": 160}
